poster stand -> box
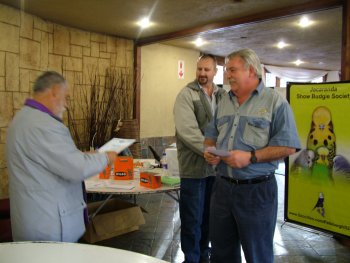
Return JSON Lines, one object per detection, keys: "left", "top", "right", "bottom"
{"left": 285, "top": 81, "right": 350, "bottom": 239}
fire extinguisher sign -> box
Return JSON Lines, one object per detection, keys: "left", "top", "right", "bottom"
{"left": 178, "top": 60, "right": 184, "bottom": 79}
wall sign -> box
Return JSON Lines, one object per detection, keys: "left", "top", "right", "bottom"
{"left": 286, "top": 81, "right": 350, "bottom": 238}
{"left": 178, "top": 60, "right": 184, "bottom": 79}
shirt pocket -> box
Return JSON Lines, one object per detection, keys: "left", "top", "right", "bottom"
{"left": 58, "top": 200, "right": 86, "bottom": 242}
{"left": 243, "top": 117, "right": 270, "bottom": 148}
{"left": 216, "top": 116, "right": 231, "bottom": 147}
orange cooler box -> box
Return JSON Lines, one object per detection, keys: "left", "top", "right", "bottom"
{"left": 140, "top": 172, "right": 162, "bottom": 189}
{"left": 114, "top": 157, "right": 134, "bottom": 180}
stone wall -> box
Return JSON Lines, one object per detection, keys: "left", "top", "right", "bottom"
{"left": 0, "top": 4, "right": 134, "bottom": 199}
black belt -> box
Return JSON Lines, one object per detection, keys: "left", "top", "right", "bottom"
{"left": 220, "top": 173, "right": 274, "bottom": 185}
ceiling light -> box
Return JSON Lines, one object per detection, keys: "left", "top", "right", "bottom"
{"left": 293, "top": 59, "right": 304, "bottom": 66}
{"left": 298, "top": 16, "right": 313, "bottom": 27}
{"left": 194, "top": 38, "right": 204, "bottom": 47}
{"left": 277, "top": 41, "right": 287, "bottom": 49}
{"left": 138, "top": 17, "right": 151, "bottom": 28}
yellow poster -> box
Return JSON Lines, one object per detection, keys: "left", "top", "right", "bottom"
{"left": 286, "top": 82, "right": 350, "bottom": 238}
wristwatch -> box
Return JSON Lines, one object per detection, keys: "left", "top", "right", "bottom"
{"left": 250, "top": 151, "right": 257, "bottom": 164}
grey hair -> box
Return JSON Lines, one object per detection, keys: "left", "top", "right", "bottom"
{"left": 33, "top": 71, "right": 66, "bottom": 93}
{"left": 226, "top": 48, "right": 262, "bottom": 78}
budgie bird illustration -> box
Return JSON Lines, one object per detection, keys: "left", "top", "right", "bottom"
{"left": 312, "top": 192, "right": 325, "bottom": 217}
{"left": 291, "top": 149, "right": 315, "bottom": 173}
{"left": 312, "top": 146, "right": 333, "bottom": 182}
{"left": 306, "top": 106, "right": 336, "bottom": 170}
{"left": 333, "top": 155, "right": 350, "bottom": 174}
{"left": 315, "top": 147, "right": 330, "bottom": 166}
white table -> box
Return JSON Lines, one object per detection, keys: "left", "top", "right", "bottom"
{"left": 0, "top": 242, "right": 169, "bottom": 263}
{"left": 85, "top": 170, "right": 180, "bottom": 195}
{"left": 85, "top": 159, "right": 180, "bottom": 218}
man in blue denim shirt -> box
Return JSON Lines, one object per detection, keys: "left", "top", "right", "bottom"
{"left": 204, "top": 49, "right": 301, "bottom": 263}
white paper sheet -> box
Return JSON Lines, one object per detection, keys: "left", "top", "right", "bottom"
{"left": 104, "top": 181, "right": 135, "bottom": 190}
{"left": 206, "top": 147, "right": 230, "bottom": 157}
{"left": 85, "top": 180, "right": 135, "bottom": 190}
{"left": 97, "top": 138, "right": 135, "bottom": 153}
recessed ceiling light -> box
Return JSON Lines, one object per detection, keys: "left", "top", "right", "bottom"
{"left": 298, "top": 16, "right": 313, "bottom": 27}
{"left": 277, "top": 41, "right": 288, "bottom": 49}
{"left": 194, "top": 38, "right": 204, "bottom": 47}
{"left": 138, "top": 17, "right": 151, "bottom": 28}
{"left": 293, "top": 59, "right": 304, "bottom": 66}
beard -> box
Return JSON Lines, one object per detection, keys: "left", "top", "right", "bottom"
{"left": 198, "top": 76, "right": 208, "bottom": 85}
{"left": 56, "top": 107, "right": 66, "bottom": 119}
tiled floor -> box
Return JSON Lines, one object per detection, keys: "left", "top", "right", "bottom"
{"left": 92, "top": 171, "right": 350, "bottom": 262}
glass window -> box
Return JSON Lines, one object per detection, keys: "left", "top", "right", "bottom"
{"left": 280, "top": 78, "right": 288, "bottom": 88}
{"left": 214, "top": 65, "right": 224, "bottom": 85}
{"left": 311, "top": 76, "right": 323, "bottom": 83}
{"left": 265, "top": 72, "right": 276, "bottom": 87}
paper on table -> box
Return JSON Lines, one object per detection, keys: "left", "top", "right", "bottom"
{"left": 84, "top": 180, "right": 105, "bottom": 189}
{"left": 85, "top": 180, "right": 135, "bottom": 190}
{"left": 104, "top": 180, "right": 135, "bottom": 190}
{"left": 206, "top": 147, "right": 230, "bottom": 157}
{"left": 97, "top": 138, "right": 135, "bottom": 153}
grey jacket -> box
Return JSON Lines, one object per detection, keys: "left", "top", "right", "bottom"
{"left": 6, "top": 106, "right": 108, "bottom": 242}
{"left": 173, "top": 81, "right": 226, "bottom": 178}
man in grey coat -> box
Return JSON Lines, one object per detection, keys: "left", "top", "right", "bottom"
{"left": 6, "top": 71, "right": 118, "bottom": 242}
{"left": 174, "top": 54, "right": 226, "bottom": 263}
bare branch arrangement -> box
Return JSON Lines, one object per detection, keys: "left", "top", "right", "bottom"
{"left": 66, "top": 67, "right": 135, "bottom": 151}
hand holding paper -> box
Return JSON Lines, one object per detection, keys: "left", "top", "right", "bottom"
{"left": 206, "top": 146, "right": 230, "bottom": 157}
{"left": 204, "top": 146, "right": 222, "bottom": 166}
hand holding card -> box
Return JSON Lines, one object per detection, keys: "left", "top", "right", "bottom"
{"left": 206, "top": 147, "right": 230, "bottom": 157}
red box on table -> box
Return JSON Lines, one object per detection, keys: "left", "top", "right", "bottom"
{"left": 140, "top": 172, "right": 161, "bottom": 189}
{"left": 99, "top": 166, "right": 111, "bottom": 179}
{"left": 114, "top": 157, "right": 134, "bottom": 180}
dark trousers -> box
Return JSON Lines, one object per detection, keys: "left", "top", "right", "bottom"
{"left": 210, "top": 176, "right": 278, "bottom": 263}
{"left": 180, "top": 176, "right": 215, "bottom": 263}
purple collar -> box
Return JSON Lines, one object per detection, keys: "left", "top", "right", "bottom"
{"left": 24, "top": 99, "right": 62, "bottom": 122}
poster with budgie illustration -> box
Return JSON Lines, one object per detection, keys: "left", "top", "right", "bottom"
{"left": 286, "top": 81, "right": 350, "bottom": 238}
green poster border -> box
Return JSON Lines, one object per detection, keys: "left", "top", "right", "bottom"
{"left": 285, "top": 81, "right": 350, "bottom": 239}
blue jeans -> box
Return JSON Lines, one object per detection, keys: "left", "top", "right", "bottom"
{"left": 180, "top": 176, "right": 215, "bottom": 263}
{"left": 210, "top": 176, "right": 278, "bottom": 263}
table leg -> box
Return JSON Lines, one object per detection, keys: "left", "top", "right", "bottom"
{"left": 165, "top": 189, "right": 180, "bottom": 202}
{"left": 89, "top": 194, "right": 113, "bottom": 220}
